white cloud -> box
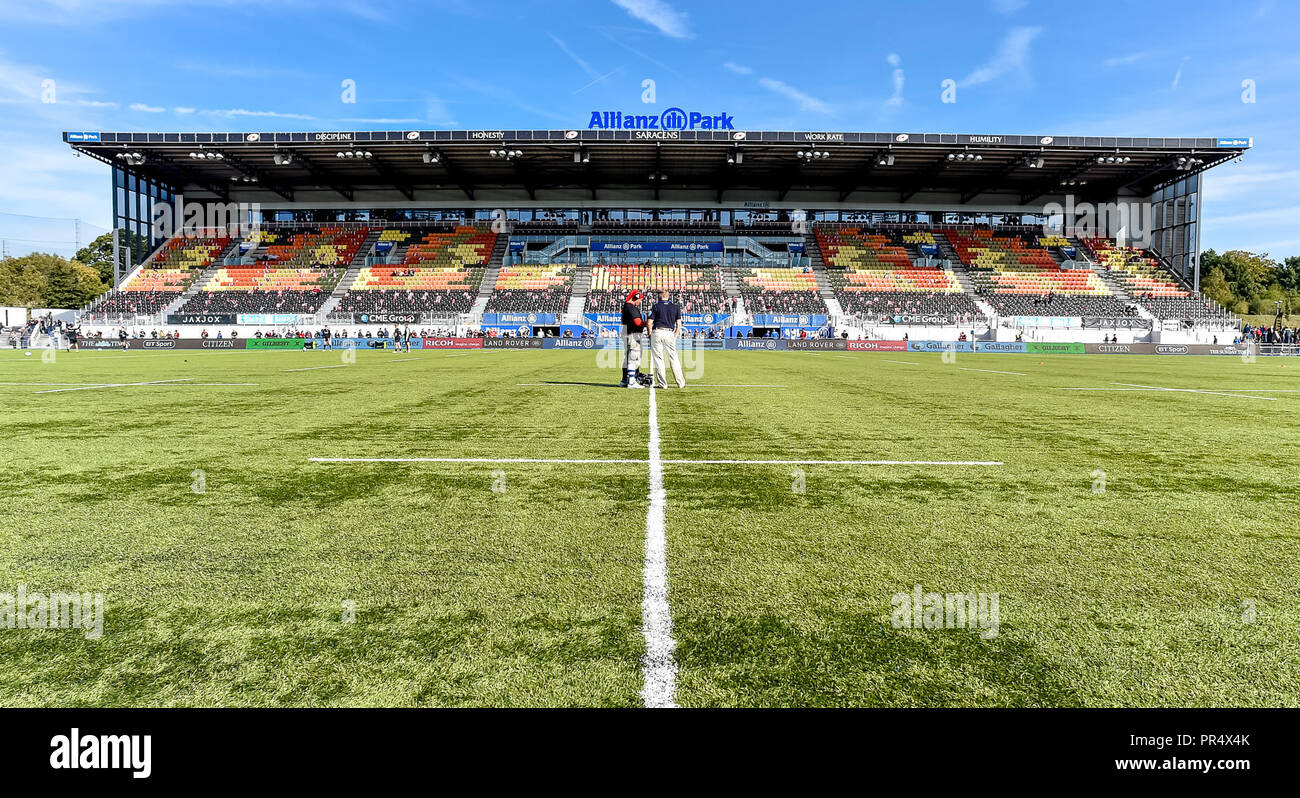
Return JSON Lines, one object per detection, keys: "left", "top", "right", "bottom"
{"left": 74, "top": 99, "right": 118, "bottom": 109}
{"left": 547, "top": 32, "right": 599, "bottom": 79}
{"left": 723, "top": 61, "right": 752, "bottom": 75}
{"left": 1103, "top": 51, "right": 1156, "bottom": 67}
{"left": 1201, "top": 166, "right": 1300, "bottom": 202}
{"left": 174, "top": 106, "right": 195, "bottom": 114}
{"left": 758, "top": 77, "right": 830, "bottom": 114}
{"left": 885, "top": 53, "right": 904, "bottom": 108}
{"left": 958, "top": 26, "right": 1042, "bottom": 88}
{"left": 129, "top": 102, "right": 165, "bottom": 113}
{"left": 201, "top": 108, "right": 315, "bottom": 120}
{"left": 1171, "top": 56, "right": 1189, "bottom": 90}
{"left": 610, "top": 0, "right": 691, "bottom": 39}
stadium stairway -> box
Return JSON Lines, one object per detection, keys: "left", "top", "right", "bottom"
{"left": 933, "top": 231, "right": 998, "bottom": 320}
{"left": 157, "top": 249, "right": 239, "bottom": 322}
{"left": 317, "top": 228, "right": 384, "bottom": 317}
{"left": 468, "top": 235, "right": 510, "bottom": 316}
{"left": 565, "top": 266, "right": 591, "bottom": 317}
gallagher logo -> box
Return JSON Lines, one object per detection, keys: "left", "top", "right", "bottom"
{"left": 588, "top": 108, "right": 735, "bottom": 131}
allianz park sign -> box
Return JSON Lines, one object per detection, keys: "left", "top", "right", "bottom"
{"left": 588, "top": 108, "right": 735, "bottom": 131}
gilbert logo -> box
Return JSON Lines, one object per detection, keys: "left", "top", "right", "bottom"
{"left": 50, "top": 728, "right": 151, "bottom": 779}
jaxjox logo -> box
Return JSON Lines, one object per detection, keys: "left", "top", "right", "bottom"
{"left": 588, "top": 107, "right": 735, "bottom": 130}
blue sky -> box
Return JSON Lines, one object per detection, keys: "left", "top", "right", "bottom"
{"left": 0, "top": 0, "right": 1296, "bottom": 258}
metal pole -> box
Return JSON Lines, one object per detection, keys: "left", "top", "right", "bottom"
{"left": 112, "top": 227, "right": 120, "bottom": 288}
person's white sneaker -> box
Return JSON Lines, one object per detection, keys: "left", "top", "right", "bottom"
{"left": 627, "top": 380, "right": 644, "bottom": 389}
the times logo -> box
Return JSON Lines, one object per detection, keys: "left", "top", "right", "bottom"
{"left": 50, "top": 728, "right": 151, "bottom": 779}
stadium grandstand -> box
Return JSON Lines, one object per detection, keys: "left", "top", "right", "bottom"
{"left": 63, "top": 127, "right": 1248, "bottom": 340}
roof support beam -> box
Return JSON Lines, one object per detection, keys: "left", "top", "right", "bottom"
{"left": 286, "top": 151, "right": 354, "bottom": 202}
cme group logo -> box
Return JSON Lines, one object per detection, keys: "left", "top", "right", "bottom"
{"left": 660, "top": 107, "right": 689, "bottom": 130}
{"left": 360, "top": 314, "right": 371, "bottom": 323}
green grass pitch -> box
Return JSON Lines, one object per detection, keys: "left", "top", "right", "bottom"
{"left": 0, "top": 346, "right": 1297, "bottom": 707}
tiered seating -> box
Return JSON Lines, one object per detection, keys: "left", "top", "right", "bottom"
{"left": 948, "top": 229, "right": 1130, "bottom": 317}
{"left": 817, "top": 228, "right": 977, "bottom": 322}
{"left": 254, "top": 226, "right": 371, "bottom": 268}
{"left": 399, "top": 226, "right": 496, "bottom": 266}
{"left": 336, "top": 266, "right": 483, "bottom": 315}
{"left": 586, "top": 264, "right": 727, "bottom": 314}
{"left": 736, "top": 267, "right": 826, "bottom": 314}
{"left": 1085, "top": 239, "right": 1190, "bottom": 299}
{"left": 80, "top": 232, "right": 232, "bottom": 319}
{"left": 82, "top": 291, "right": 177, "bottom": 319}
{"left": 484, "top": 264, "right": 575, "bottom": 313}
{"left": 177, "top": 262, "right": 346, "bottom": 315}
{"left": 1141, "top": 297, "right": 1226, "bottom": 322}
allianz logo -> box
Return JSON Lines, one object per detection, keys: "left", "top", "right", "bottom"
{"left": 588, "top": 108, "right": 735, "bottom": 131}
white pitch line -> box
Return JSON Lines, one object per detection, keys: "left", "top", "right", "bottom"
{"left": 513, "top": 383, "right": 786, "bottom": 388}
{"left": 835, "top": 356, "right": 858, "bottom": 360}
{"left": 34, "top": 378, "right": 194, "bottom": 394}
{"left": 641, "top": 384, "right": 676, "bottom": 708}
{"left": 1055, "top": 387, "right": 1276, "bottom": 401}
{"left": 309, "top": 456, "right": 1004, "bottom": 466}
{"left": 884, "top": 360, "right": 918, "bottom": 365}
{"left": 960, "top": 367, "right": 1026, "bottom": 376}
{"left": 1112, "top": 382, "right": 1276, "bottom": 401}
{"left": 284, "top": 364, "right": 349, "bottom": 372}
{"left": 388, "top": 358, "right": 421, "bottom": 363}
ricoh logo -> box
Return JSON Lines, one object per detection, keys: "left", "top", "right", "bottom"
{"left": 588, "top": 109, "right": 735, "bottom": 131}
{"left": 50, "top": 728, "right": 151, "bottom": 779}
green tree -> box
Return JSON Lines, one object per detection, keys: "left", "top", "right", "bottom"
{"left": 0, "top": 252, "right": 105, "bottom": 308}
{"left": 74, "top": 229, "right": 146, "bottom": 286}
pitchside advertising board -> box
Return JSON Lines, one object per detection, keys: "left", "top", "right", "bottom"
{"left": 353, "top": 313, "right": 420, "bottom": 324}
{"left": 481, "top": 312, "right": 559, "bottom": 327}
{"left": 589, "top": 241, "right": 723, "bottom": 252}
{"left": 750, "top": 314, "right": 829, "bottom": 328}
{"left": 585, "top": 312, "right": 731, "bottom": 329}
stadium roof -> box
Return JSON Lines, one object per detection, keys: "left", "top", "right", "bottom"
{"left": 64, "top": 129, "right": 1251, "bottom": 207}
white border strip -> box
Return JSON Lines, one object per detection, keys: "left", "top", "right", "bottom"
{"left": 309, "top": 457, "right": 1004, "bottom": 466}
{"left": 641, "top": 385, "right": 677, "bottom": 708}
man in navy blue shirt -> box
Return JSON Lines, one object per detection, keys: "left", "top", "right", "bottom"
{"left": 647, "top": 293, "right": 686, "bottom": 389}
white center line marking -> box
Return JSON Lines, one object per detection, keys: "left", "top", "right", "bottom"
{"left": 284, "top": 365, "right": 349, "bottom": 372}
{"left": 309, "top": 457, "right": 1005, "bottom": 466}
{"left": 961, "top": 367, "right": 1026, "bottom": 376}
{"left": 388, "top": 358, "right": 421, "bottom": 363}
{"left": 1054, "top": 385, "right": 1276, "bottom": 400}
{"left": 641, "top": 384, "right": 676, "bottom": 708}
{"left": 34, "top": 378, "right": 193, "bottom": 394}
